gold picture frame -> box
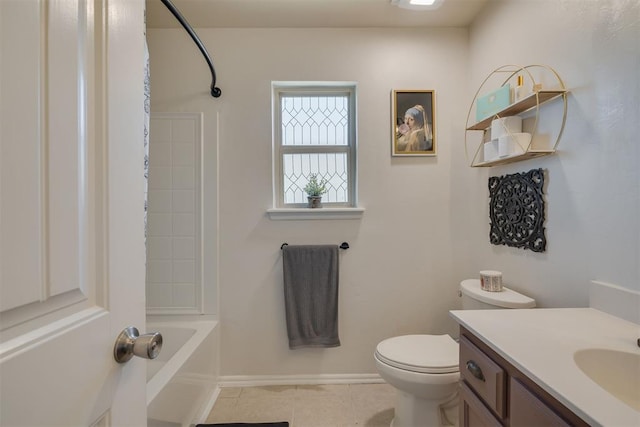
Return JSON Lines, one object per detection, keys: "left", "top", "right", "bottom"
{"left": 392, "top": 90, "right": 436, "bottom": 156}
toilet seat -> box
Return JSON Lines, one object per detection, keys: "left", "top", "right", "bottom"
{"left": 375, "top": 334, "right": 459, "bottom": 374}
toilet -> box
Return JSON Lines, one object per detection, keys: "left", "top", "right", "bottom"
{"left": 374, "top": 279, "right": 536, "bottom": 427}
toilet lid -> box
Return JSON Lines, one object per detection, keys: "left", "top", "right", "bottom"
{"left": 375, "top": 335, "right": 459, "bottom": 374}
{"left": 460, "top": 279, "right": 536, "bottom": 309}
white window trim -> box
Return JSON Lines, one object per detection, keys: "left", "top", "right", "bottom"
{"left": 270, "top": 82, "right": 360, "bottom": 216}
{"left": 266, "top": 206, "right": 365, "bottom": 220}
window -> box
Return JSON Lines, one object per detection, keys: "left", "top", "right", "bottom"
{"left": 272, "top": 82, "right": 357, "bottom": 208}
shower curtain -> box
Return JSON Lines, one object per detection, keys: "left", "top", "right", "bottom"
{"left": 144, "top": 24, "right": 150, "bottom": 239}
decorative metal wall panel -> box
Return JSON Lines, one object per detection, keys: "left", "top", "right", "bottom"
{"left": 489, "top": 168, "right": 546, "bottom": 252}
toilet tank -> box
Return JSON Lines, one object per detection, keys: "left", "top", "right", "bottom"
{"left": 459, "top": 279, "right": 536, "bottom": 310}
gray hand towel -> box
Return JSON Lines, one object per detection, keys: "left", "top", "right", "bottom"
{"left": 282, "top": 245, "right": 340, "bottom": 349}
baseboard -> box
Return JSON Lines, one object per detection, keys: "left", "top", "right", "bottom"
{"left": 217, "top": 373, "right": 384, "bottom": 388}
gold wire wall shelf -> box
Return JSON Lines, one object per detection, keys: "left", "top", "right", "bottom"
{"left": 465, "top": 64, "right": 568, "bottom": 167}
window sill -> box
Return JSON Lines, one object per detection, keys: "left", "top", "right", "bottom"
{"left": 267, "top": 207, "right": 365, "bottom": 220}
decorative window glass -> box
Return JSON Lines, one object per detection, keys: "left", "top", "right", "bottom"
{"left": 272, "top": 82, "right": 357, "bottom": 208}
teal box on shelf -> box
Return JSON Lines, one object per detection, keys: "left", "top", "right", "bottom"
{"left": 476, "top": 85, "right": 511, "bottom": 122}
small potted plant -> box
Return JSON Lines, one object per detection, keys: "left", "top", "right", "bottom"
{"left": 303, "top": 173, "right": 328, "bottom": 208}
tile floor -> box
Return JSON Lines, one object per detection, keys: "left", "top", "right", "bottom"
{"left": 203, "top": 383, "right": 396, "bottom": 427}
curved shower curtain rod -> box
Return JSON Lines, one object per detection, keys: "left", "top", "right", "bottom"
{"left": 160, "top": 0, "right": 222, "bottom": 98}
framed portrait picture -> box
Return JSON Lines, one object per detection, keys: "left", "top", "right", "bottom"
{"left": 392, "top": 90, "right": 436, "bottom": 156}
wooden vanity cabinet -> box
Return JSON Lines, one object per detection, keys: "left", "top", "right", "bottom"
{"left": 459, "top": 327, "right": 589, "bottom": 427}
{"left": 460, "top": 381, "right": 503, "bottom": 427}
{"left": 510, "top": 378, "right": 570, "bottom": 427}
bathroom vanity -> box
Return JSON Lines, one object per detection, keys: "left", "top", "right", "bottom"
{"left": 458, "top": 327, "right": 587, "bottom": 426}
{"left": 450, "top": 308, "right": 640, "bottom": 426}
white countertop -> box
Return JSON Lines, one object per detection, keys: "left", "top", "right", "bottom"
{"left": 450, "top": 308, "right": 640, "bottom": 427}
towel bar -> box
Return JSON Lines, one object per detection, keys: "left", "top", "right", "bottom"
{"left": 280, "top": 242, "right": 349, "bottom": 250}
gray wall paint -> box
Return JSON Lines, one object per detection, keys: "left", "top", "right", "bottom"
{"left": 454, "top": 0, "right": 640, "bottom": 310}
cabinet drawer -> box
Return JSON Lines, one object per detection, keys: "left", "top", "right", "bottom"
{"left": 460, "top": 335, "right": 506, "bottom": 418}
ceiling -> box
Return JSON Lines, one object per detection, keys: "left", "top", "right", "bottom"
{"left": 146, "top": 0, "right": 489, "bottom": 29}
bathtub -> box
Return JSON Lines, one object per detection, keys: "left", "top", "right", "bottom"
{"left": 147, "top": 318, "right": 219, "bottom": 427}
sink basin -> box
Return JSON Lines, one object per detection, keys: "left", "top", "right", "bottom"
{"left": 574, "top": 348, "right": 640, "bottom": 411}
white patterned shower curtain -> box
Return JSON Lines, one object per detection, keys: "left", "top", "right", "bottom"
{"left": 144, "top": 25, "right": 150, "bottom": 239}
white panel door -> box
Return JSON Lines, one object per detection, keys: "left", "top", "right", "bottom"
{"left": 0, "top": 0, "right": 147, "bottom": 425}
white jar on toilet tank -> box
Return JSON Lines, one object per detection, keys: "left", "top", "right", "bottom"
{"left": 479, "top": 270, "right": 503, "bottom": 292}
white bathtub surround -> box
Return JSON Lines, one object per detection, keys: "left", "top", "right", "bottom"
{"left": 147, "top": 319, "right": 219, "bottom": 427}
{"left": 146, "top": 113, "right": 205, "bottom": 315}
{"left": 450, "top": 308, "right": 640, "bottom": 426}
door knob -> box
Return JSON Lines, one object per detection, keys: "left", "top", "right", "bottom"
{"left": 114, "top": 326, "right": 163, "bottom": 363}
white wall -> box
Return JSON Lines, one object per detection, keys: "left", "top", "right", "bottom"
{"left": 148, "top": 27, "right": 469, "bottom": 376}
{"left": 452, "top": 0, "right": 640, "bottom": 308}
{"left": 147, "top": 0, "right": 640, "bottom": 378}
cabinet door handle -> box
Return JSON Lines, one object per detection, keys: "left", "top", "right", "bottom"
{"left": 466, "top": 360, "right": 486, "bottom": 382}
